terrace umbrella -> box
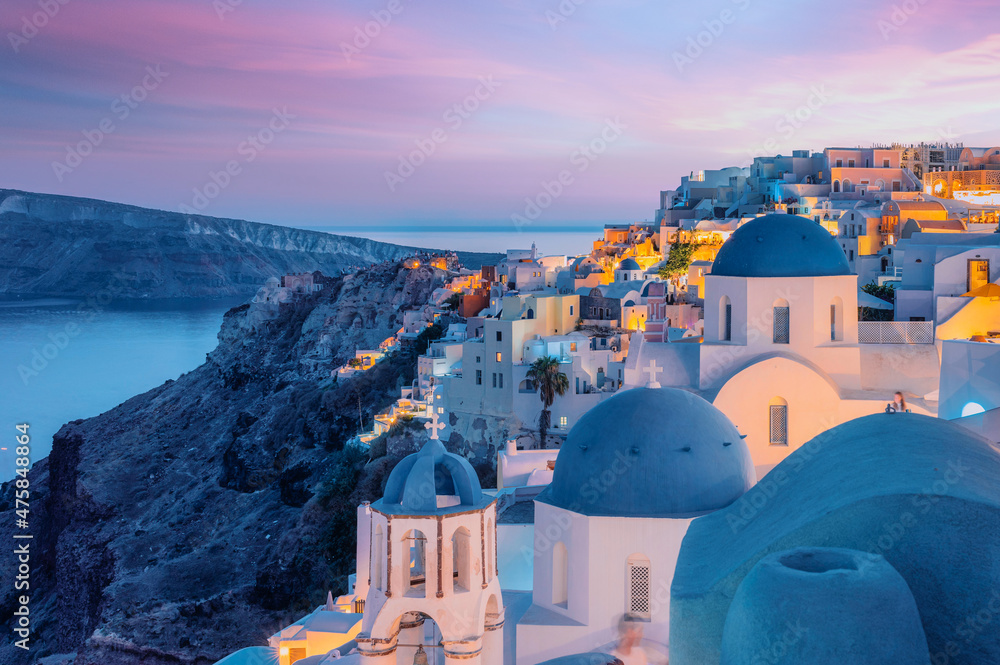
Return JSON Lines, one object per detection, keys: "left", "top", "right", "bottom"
{"left": 962, "top": 283, "right": 1000, "bottom": 299}
{"left": 858, "top": 290, "right": 893, "bottom": 310}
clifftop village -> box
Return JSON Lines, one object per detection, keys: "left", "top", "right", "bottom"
{"left": 222, "top": 143, "right": 1000, "bottom": 665}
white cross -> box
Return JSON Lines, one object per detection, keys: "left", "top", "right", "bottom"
{"left": 425, "top": 410, "right": 446, "bottom": 440}
{"left": 643, "top": 359, "right": 662, "bottom": 389}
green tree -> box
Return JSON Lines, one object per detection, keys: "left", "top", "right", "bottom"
{"left": 525, "top": 356, "right": 570, "bottom": 450}
{"left": 658, "top": 241, "right": 702, "bottom": 290}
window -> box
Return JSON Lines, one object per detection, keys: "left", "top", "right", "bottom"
{"left": 476, "top": 355, "right": 481, "bottom": 363}
{"left": 498, "top": 373, "right": 504, "bottom": 389}
{"left": 451, "top": 527, "right": 471, "bottom": 592}
{"left": 496, "top": 352, "right": 502, "bottom": 362}
{"left": 836, "top": 159, "right": 843, "bottom": 167}
{"left": 559, "top": 416, "right": 568, "bottom": 428}
{"left": 848, "top": 159, "right": 855, "bottom": 168}
{"left": 570, "top": 342, "right": 577, "bottom": 352}
{"left": 569, "top": 305, "right": 574, "bottom": 315}
{"left": 626, "top": 554, "right": 651, "bottom": 620}
{"left": 849, "top": 249, "right": 854, "bottom": 261}
{"left": 883, "top": 159, "right": 890, "bottom": 168}
{"left": 833, "top": 180, "right": 840, "bottom": 193}
{"left": 438, "top": 406, "right": 444, "bottom": 414}
{"left": 496, "top": 331, "right": 502, "bottom": 342}
{"left": 552, "top": 542, "right": 568, "bottom": 608}
{"left": 769, "top": 397, "right": 788, "bottom": 445}
{"left": 772, "top": 300, "right": 790, "bottom": 344}
{"left": 968, "top": 259, "right": 990, "bottom": 292}
{"left": 830, "top": 297, "right": 843, "bottom": 341}
{"left": 492, "top": 373, "right": 497, "bottom": 388}
{"left": 719, "top": 295, "right": 732, "bottom": 341}
{"left": 404, "top": 529, "right": 428, "bottom": 596}
{"left": 476, "top": 370, "right": 482, "bottom": 385}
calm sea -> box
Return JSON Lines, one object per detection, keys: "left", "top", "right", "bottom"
{"left": 0, "top": 299, "right": 240, "bottom": 480}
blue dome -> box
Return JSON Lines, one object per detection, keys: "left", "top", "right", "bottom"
{"left": 538, "top": 388, "right": 756, "bottom": 517}
{"left": 711, "top": 214, "right": 851, "bottom": 278}
{"left": 618, "top": 258, "right": 641, "bottom": 271}
{"left": 378, "top": 440, "right": 488, "bottom": 515}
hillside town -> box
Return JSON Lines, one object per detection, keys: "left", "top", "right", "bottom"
{"left": 219, "top": 143, "right": 1000, "bottom": 665}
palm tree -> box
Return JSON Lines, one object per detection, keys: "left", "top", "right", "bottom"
{"left": 525, "top": 356, "right": 569, "bottom": 449}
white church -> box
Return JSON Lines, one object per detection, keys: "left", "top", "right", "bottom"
{"left": 341, "top": 387, "right": 757, "bottom": 665}
{"left": 626, "top": 214, "right": 940, "bottom": 472}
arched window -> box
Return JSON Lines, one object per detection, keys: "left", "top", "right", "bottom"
{"left": 372, "top": 525, "right": 384, "bottom": 591}
{"left": 452, "top": 527, "right": 472, "bottom": 592}
{"left": 833, "top": 180, "right": 840, "bottom": 193}
{"left": 773, "top": 298, "right": 790, "bottom": 344}
{"left": 769, "top": 397, "right": 788, "bottom": 446}
{"left": 404, "top": 529, "right": 428, "bottom": 597}
{"left": 830, "top": 296, "right": 844, "bottom": 341}
{"left": 625, "top": 554, "right": 651, "bottom": 620}
{"left": 552, "top": 542, "right": 568, "bottom": 608}
{"left": 719, "top": 295, "right": 732, "bottom": 341}
{"left": 519, "top": 379, "right": 535, "bottom": 394}
{"left": 525, "top": 308, "right": 534, "bottom": 320}
{"left": 843, "top": 178, "right": 853, "bottom": 192}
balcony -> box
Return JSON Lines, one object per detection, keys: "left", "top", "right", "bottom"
{"left": 858, "top": 321, "right": 934, "bottom": 344}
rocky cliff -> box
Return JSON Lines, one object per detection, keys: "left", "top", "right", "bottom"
{"left": 0, "top": 189, "right": 499, "bottom": 300}
{"left": 0, "top": 261, "right": 495, "bottom": 665}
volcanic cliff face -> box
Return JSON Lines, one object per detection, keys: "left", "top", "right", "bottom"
{"left": 0, "top": 189, "right": 499, "bottom": 300}
{"left": 0, "top": 262, "right": 491, "bottom": 665}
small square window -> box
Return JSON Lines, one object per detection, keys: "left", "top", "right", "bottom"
{"left": 559, "top": 416, "right": 568, "bottom": 428}
{"left": 438, "top": 406, "right": 444, "bottom": 414}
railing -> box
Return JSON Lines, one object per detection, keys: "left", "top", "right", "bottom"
{"left": 858, "top": 321, "right": 934, "bottom": 344}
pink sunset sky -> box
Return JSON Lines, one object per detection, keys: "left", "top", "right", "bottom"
{"left": 2, "top": 0, "right": 999, "bottom": 228}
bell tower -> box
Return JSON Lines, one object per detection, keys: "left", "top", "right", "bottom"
{"left": 357, "top": 419, "right": 504, "bottom": 665}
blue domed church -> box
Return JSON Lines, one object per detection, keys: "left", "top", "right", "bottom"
{"left": 514, "top": 387, "right": 756, "bottom": 664}
{"left": 630, "top": 214, "right": 939, "bottom": 474}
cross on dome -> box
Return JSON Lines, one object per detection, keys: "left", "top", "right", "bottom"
{"left": 425, "top": 410, "right": 446, "bottom": 440}
{"left": 643, "top": 359, "right": 663, "bottom": 389}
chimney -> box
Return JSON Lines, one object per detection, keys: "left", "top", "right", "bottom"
{"left": 506, "top": 439, "right": 517, "bottom": 456}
